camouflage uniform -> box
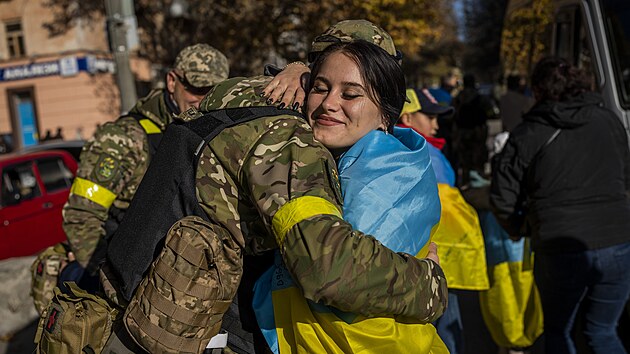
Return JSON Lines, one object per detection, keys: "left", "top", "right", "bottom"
{"left": 63, "top": 44, "right": 229, "bottom": 270}
{"left": 63, "top": 89, "right": 170, "bottom": 268}
{"left": 194, "top": 75, "right": 448, "bottom": 320}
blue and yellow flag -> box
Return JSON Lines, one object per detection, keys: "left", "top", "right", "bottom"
{"left": 253, "top": 127, "right": 447, "bottom": 353}
{"left": 421, "top": 142, "right": 488, "bottom": 291}
{"left": 478, "top": 211, "right": 543, "bottom": 348}
{"left": 430, "top": 184, "right": 489, "bottom": 290}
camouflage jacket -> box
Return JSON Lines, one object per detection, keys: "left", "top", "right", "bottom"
{"left": 63, "top": 89, "right": 175, "bottom": 268}
{"left": 195, "top": 76, "right": 447, "bottom": 321}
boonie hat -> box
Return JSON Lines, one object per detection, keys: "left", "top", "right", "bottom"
{"left": 174, "top": 44, "right": 229, "bottom": 88}
{"left": 401, "top": 88, "right": 454, "bottom": 116}
{"left": 309, "top": 19, "right": 401, "bottom": 62}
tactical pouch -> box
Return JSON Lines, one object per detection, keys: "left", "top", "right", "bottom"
{"left": 31, "top": 244, "right": 69, "bottom": 314}
{"left": 123, "top": 216, "right": 243, "bottom": 354}
{"left": 34, "top": 282, "right": 119, "bottom": 354}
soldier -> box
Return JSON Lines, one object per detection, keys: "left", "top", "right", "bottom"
{"left": 99, "top": 70, "right": 448, "bottom": 353}
{"left": 61, "top": 43, "right": 229, "bottom": 280}
{"left": 31, "top": 45, "right": 228, "bottom": 315}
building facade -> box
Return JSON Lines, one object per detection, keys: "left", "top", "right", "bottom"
{"left": 0, "top": 0, "right": 151, "bottom": 151}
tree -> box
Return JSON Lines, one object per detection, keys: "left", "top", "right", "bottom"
{"left": 461, "top": 0, "right": 509, "bottom": 83}
{"left": 42, "top": 0, "right": 456, "bottom": 78}
{"left": 500, "top": 0, "right": 553, "bottom": 77}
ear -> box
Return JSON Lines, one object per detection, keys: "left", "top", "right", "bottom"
{"left": 166, "top": 71, "right": 177, "bottom": 94}
{"left": 400, "top": 113, "right": 411, "bottom": 126}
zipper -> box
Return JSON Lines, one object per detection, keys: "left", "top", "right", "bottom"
{"left": 75, "top": 301, "right": 88, "bottom": 350}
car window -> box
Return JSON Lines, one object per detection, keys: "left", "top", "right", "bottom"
{"left": 1, "top": 162, "right": 41, "bottom": 206}
{"left": 66, "top": 146, "right": 83, "bottom": 162}
{"left": 37, "top": 157, "right": 74, "bottom": 193}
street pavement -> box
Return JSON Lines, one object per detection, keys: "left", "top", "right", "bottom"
{"left": 0, "top": 256, "right": 38, "bottom": 354}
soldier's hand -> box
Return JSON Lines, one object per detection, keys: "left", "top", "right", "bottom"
{"left": 59, "top": 251, "right": 76, "bottom": 273}
{"left": 262, "top": 62, "right": 310, "bottom": 111}
{"left": 426, "top": 242, "right": 440, "bottom": 265}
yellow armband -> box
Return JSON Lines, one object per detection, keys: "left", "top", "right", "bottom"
{"left": 70, "top": 177, "right": 117, "bottom": 209}
{"left": 272, "top": 196, "right": 342, "bottom": 247}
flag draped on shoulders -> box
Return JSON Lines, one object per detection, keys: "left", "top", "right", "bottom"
{"left": 252, "top": 127, "right": 447, "bottom": 353}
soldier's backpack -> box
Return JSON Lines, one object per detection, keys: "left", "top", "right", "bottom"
{"left": 105, "top": 106, "right": 296, "bottom": 353}
{"left": 34, "top": 281, "right": 120, "bottom": 354}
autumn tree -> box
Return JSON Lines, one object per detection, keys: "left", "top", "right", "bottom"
{"left": 42, "top": 0, "right": 457, "bottom": 81}
{"left": 500, "top": 0, "right": 553, "bottom": 77}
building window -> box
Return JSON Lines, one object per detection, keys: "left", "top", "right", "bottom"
{"left": 5, "top": 20, "right": 26, "bottom": 58}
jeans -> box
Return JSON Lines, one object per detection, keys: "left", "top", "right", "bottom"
{"left": 434, "top": 291, "right": 464, "bottom": 354}
{"left": 534, "top": 241, "right": 630, "bottom": 354}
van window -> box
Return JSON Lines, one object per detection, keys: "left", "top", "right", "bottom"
{"left": 600, "top": 0, "right": 630, "bottom": 108}
{"left": 1, "top": 162, "right": 41, "bottom": 206}
{"left": 37, "top": 157, "right": 73, "bottom": 193}
{"left": 554, "top": 6, "right": 596, "bottom": 83}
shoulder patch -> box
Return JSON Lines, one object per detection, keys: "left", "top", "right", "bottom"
{"left": 94, "top": 155, "right": 119, "bottom": 182}
{"left": 325, "top": 159, "right": 343, "bottom": 207}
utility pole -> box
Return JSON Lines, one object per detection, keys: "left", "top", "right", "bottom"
{"left": 105, "top": 0, "right": 138, "bottom": 113}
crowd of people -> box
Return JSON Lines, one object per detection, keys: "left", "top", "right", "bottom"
{"left": 27, "top": 18, "right": 629, "bottom": 354}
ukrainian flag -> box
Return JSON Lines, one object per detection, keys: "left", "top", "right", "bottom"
{"left": 425, "top": 142, "right": 489, "bottom": 291}
{"left": 253, "top": 127, "right": 447, "bottom": 353}
{"left": 478, "top": 211, "right": 543, "bottom": 348}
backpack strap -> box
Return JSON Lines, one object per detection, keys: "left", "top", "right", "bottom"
{"left": 518, "top": 127, "right": 562, "bottom": 236}
{"left": 529, "top": 127, "right": 561, "bottom": 173}
{"left": 186, "top": 106, "right": 297, "bottom": 155}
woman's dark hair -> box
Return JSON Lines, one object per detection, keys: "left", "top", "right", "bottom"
{"left": 307, "top": 40, "right": 406, "bottom": 131}
{"left": 531, "top": 57, "right": 591, "bottom": 102}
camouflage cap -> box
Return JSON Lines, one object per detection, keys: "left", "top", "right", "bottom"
{"left": 309, "top": 20, "right": 397, "bottom": 61}
{"left": 174, "top": 43, "right": 229, "bottom": 88}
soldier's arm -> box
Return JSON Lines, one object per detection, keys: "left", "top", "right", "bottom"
{"left": 242, "top": 117, "right": 447, "bottom": 323}
{"left": 63, "top": 120, "right": 147, "bottom": 268}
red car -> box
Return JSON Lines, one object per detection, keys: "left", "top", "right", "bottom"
{"left": 0, "top": 150, "right": 78, "bottom": 260}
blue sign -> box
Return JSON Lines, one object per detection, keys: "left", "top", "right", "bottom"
{"left": 0, "top": 56, "right": 114, "bottom": 82}
{"left": 0, "top": 61, "right": 60, "bottom": 81}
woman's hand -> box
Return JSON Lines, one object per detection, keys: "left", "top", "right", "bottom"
{"left": 426, "top": 242, "right": 440, "bottom": 265}
{"left": 262, "top": 62, "right": 310, "bottom": 111}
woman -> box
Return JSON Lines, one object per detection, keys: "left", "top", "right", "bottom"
{"left": 306, "top": 41, "right": 441, "bottom": 256}
{"left": 253, "top": 40, "right": 447, "bottom": 353}
{"left": 491, "top": 57, "right": 630, "bottom": 354}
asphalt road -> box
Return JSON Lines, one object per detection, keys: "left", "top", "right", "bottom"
{"left": 0, "top": 256, "right": 38, "bottom": 354}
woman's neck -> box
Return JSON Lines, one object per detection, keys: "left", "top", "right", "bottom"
{"left": 330, "top": 147, "right": 350, "bottom": 161}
